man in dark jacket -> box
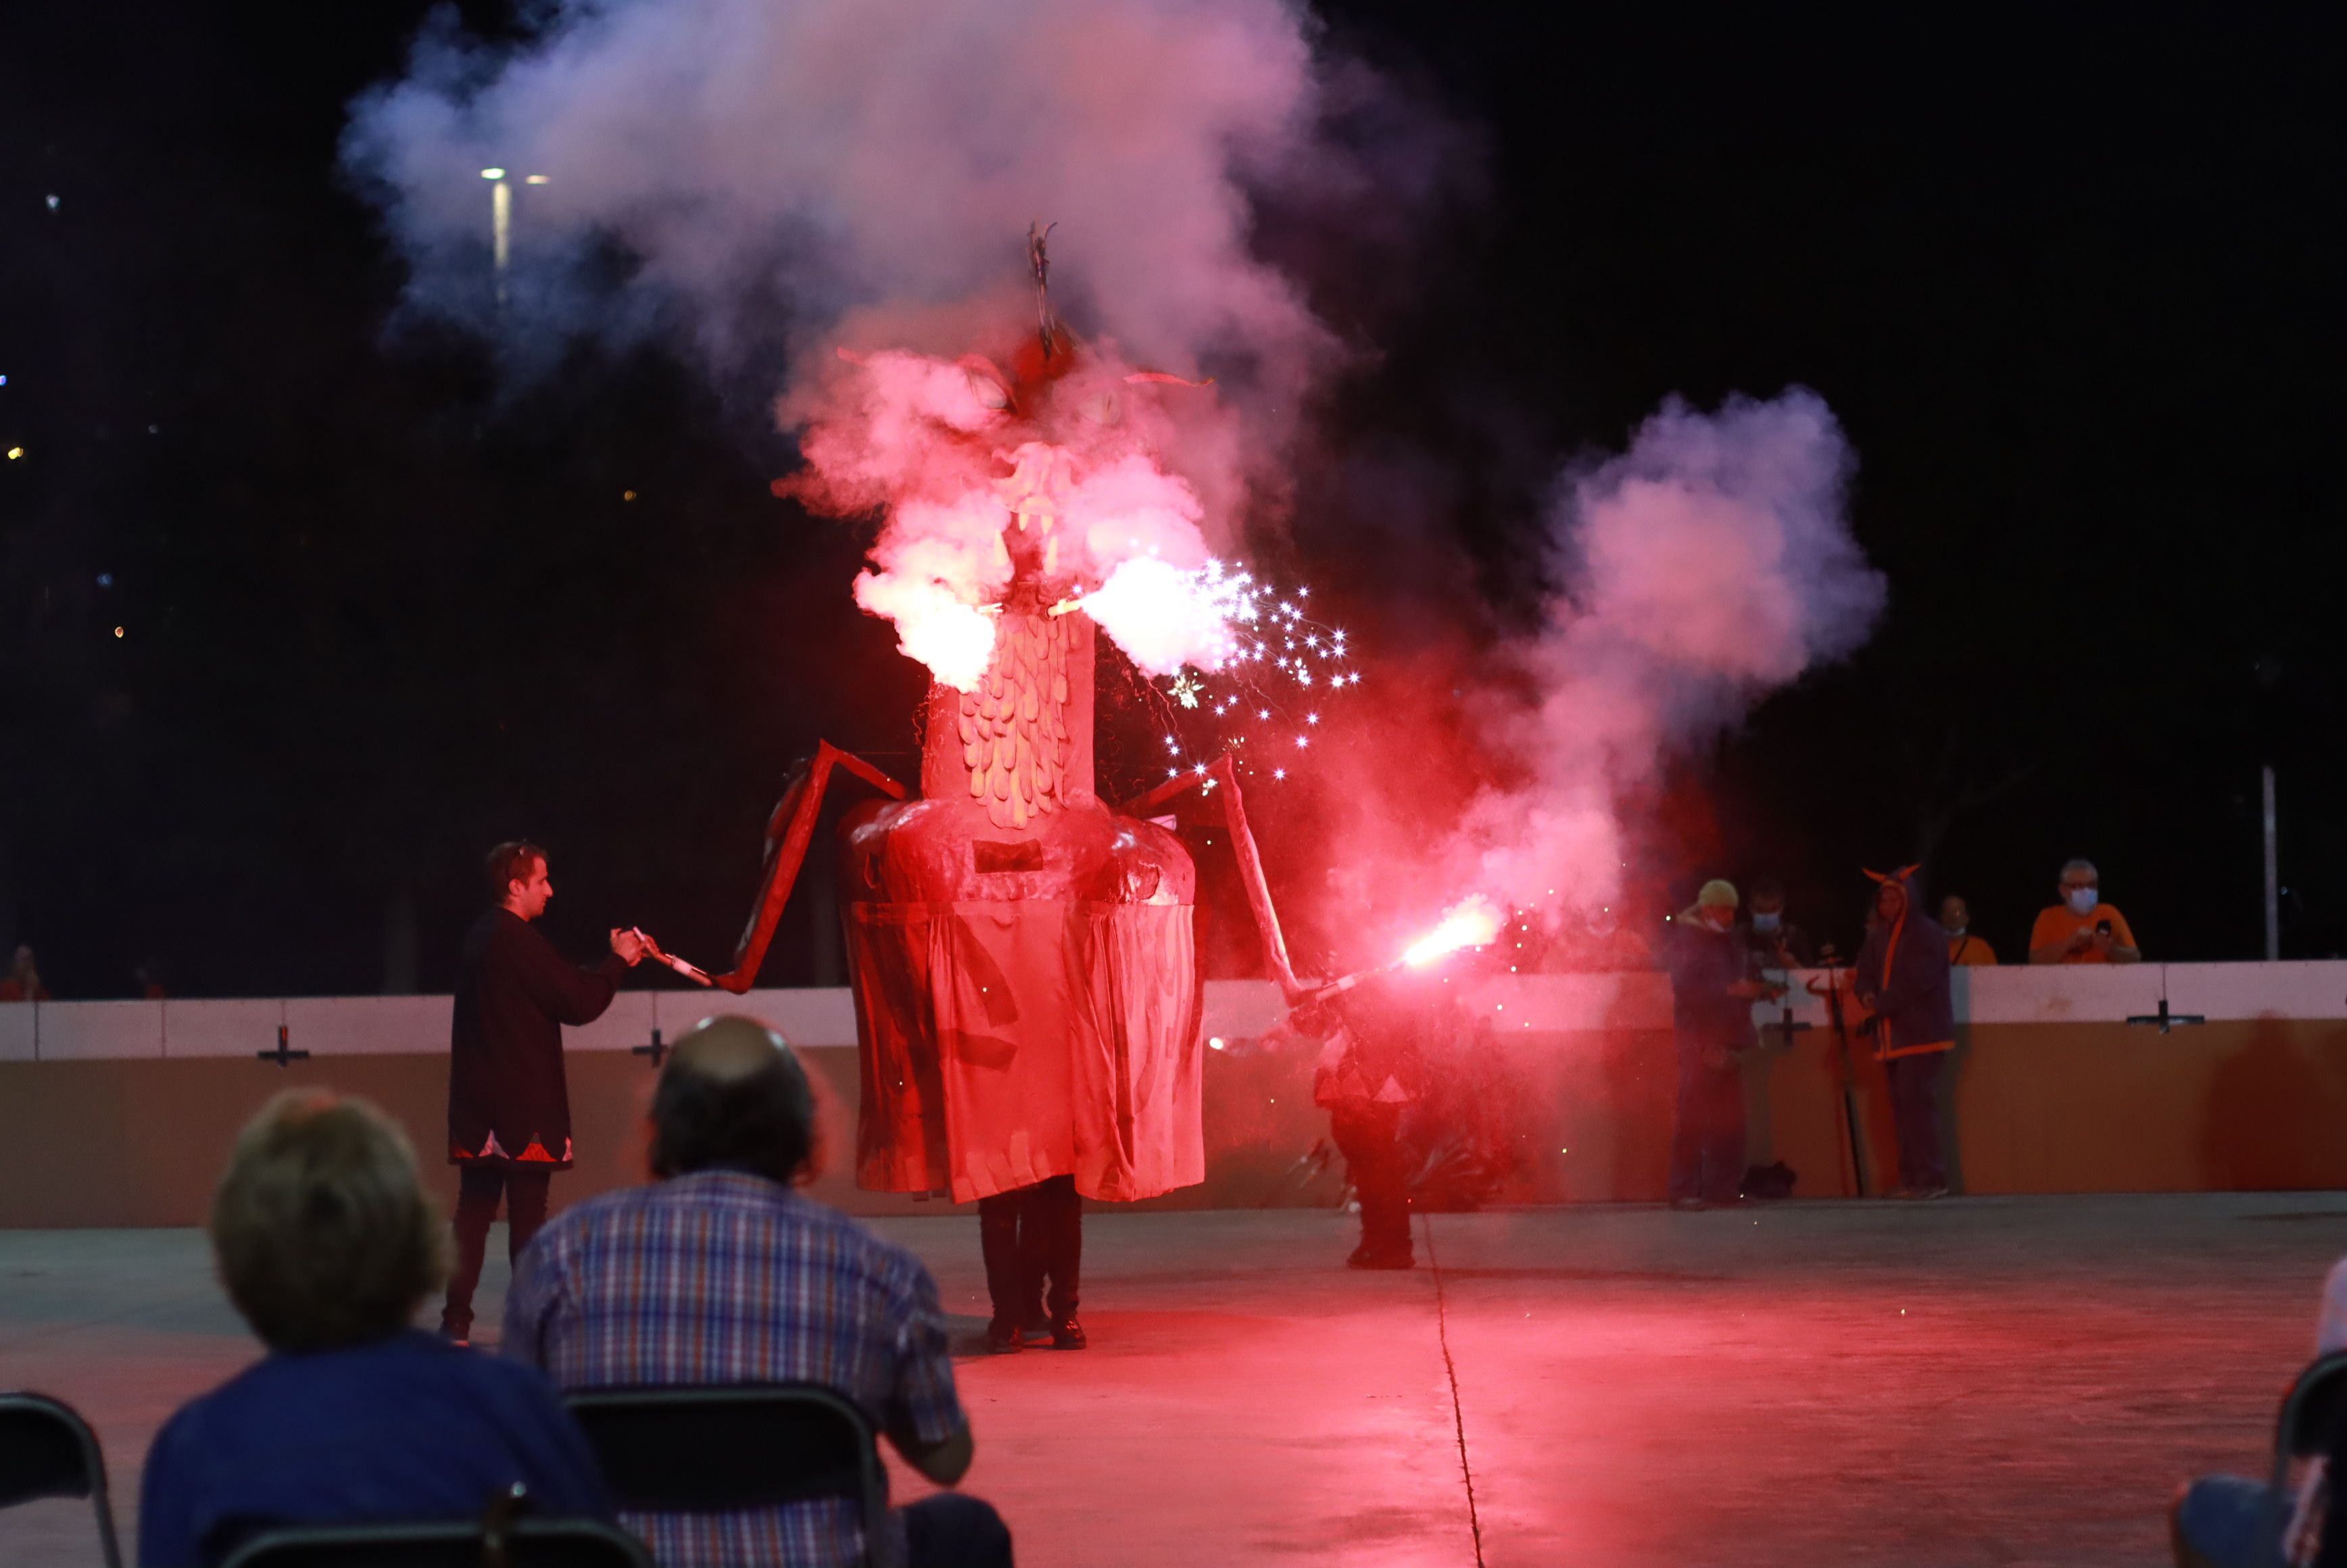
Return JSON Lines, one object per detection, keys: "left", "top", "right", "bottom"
{"left": 1304, "top": 972, "right": 1445, "bottom": 1271}
{"left": 1741, "top": 877, "right": 1819, "bottom": 969}
{"left": 1854, "top": 866, "right": 1956, "bottom": 1198}
{"left": 1666, "top": 880, "right": 1782, "bottom": 1208}
{"left": 440, "top": 841, "right": 644, "bottom": 1342}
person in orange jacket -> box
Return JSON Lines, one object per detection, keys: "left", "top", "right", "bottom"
{"left": 0, "top": 945, "right": 51, "bottom": 1002}
{"left": 1940, "top": 896, "right": 1998, "bottom": 965}
{"left": 2028, "top": 859, "right": 2141, "bottom": 964}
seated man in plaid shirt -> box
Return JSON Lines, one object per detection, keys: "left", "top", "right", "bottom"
{"left": 505, "top": 1016, "right": 1013, "bottom": 1568}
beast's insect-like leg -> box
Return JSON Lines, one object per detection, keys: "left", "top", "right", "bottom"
{"left": 709, "top": 741, "right": 906, "bottom": 994}
{"left": 1120, "top": 754, "right": 1303, "bottom": 1003}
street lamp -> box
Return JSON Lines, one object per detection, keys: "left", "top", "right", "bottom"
{"left": 480, "top": 170, "right": 548, "bottom": 310}
{"left": 481, "top": 169, "right": 511, "bottom": 306}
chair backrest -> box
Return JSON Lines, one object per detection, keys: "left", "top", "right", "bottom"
{"left": 218, "top": 1516, "right": 654, "bottom": 1568}
{"left": 2271, "top": 1350, "right": 2347, "bottom": 1492}
{"left": 0, "top": 1392, "right": 123, "bottom": 1568}
{"left": 564, "top": 1383, "right": 888, "bottom": 1564}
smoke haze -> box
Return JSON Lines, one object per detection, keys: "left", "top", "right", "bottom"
{"left": 346, "top": 3, "right": 1886, "bottom": 924}
{"left": 344, "top": 0, "right": 1344, "bottom": 491}
{"left": 1450, "top": 390, "right": 1885, "bottom": 921}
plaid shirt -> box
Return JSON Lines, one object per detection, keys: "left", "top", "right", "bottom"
{"left": 504, "top": 1171, "right": 965, "bottom": 1568}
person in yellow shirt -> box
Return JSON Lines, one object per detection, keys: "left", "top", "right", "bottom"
{"left": 2027, "top": 858, "right": 2141, "bottom": 964}
{"left": 1940, "top": 896, "right": 1998, "bottom": 965}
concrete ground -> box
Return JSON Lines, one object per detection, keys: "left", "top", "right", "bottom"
{"left": 3, "top": 1194, "right": 2343, "bottom": 1567}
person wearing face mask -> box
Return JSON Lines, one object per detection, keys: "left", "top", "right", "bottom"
{"left": 2028, "top": 858, "right": 2141, "bottom": 964}
{"left": 1665, "top": 879, "right": 1783, "bottom": 1209}
{"left": 1741, "top": 877, "right": 1818, "bottom": 969}
{"left": 1854, "top": 866, "right": 1956, "bottom": 1198}
{"left": 1940, "top": 896, "right": 1998, "bottom": 965}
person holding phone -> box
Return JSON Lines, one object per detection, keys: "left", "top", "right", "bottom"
{"left": 2028, "top": 858, "right": 2142, "bottom": 964}
{"left": 1666, "top": 880, "right": 1785, "bottom": 1209}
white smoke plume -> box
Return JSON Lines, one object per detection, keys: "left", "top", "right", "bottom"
{"left": 1450, "top": 389, "right": 1885, "bottom": 918}
{"left": 344, "top": 0, "right": 1363, "bottom": 685}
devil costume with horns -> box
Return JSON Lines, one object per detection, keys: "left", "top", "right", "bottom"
{"left": 1853, "top": 866, "right": 1956, "bottom": 1197}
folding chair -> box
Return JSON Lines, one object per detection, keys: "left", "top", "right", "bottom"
{"left": 218, "top": 1515, "right": 654, "bottom": 1568}
{"left": 2177, "top": 1350, "right": 2347, "bottom": 1568}
{"left": 2271, "top": 1350, "right": 2347, "bottom": 1498}
{"left": 565, "top": 1383, "right": 892, "bottom": 1568}
{"left": 0, "top": 1392, "right": 123, "bottom": 1568}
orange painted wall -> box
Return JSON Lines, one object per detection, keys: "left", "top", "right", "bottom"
{"left": 4, "top": 1009, "right": 2346, "bottom": 1227}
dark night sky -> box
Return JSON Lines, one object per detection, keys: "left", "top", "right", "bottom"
{"left": 1, "top": 3, "right": 2339, "bottom": 998}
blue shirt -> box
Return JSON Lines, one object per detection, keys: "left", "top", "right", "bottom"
{"left": 137, "top": 1329, "right": 610, "bottom": 1568}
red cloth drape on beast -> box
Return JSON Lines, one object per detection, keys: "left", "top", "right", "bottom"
{"left": 841, "top": 604, "right": 1205, "bottom": 1205}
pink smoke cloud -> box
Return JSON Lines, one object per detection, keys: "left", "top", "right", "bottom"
{"left": 1450, "top": 390, "right": 1885, "bottom": 919}
{"left": 344, "top": 0, "right": 1374, "bottom": 686}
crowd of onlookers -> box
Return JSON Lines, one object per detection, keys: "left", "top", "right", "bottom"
{"left": 1655, "top": 858, "right": 2145, "bottom": 1210}
{"left": 0, "top": 945, "right": 168, "bottom": 1002}
{"left": 1530, "top": 856, "right": 2146, "bottom": 976}
{"left": 132, "top": 1018, "right": 1012, "bottom": 1568}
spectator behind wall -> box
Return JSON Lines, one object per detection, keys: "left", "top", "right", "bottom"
{"left": 0, "top": 944, "right": 49, "bottom": 1001}
{"left": 139, "top": 1092, "right": 608, "bottom": 1568}
{"left": 2029, "top": 858, "right": 2141, "bottom": 964}
{"left": 1941, "top": 896, "right": 1998, "bottom": 965}
{"left": 1743, "top": 877, "right": 1819, "bottom": 969}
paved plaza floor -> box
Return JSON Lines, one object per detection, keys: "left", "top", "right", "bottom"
{"left": 4, "top": 1194, "right": 2343, "bottom": 1566}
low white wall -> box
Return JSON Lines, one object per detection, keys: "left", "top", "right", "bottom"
{"left": 3, "top": 963, "right": 2340, "bottom": 1062}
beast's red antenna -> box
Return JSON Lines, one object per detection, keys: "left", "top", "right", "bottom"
{"left": 1027, "top": 220, "right": 1060, "bottom": 359}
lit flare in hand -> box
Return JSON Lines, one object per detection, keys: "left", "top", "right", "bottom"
{"left": 1401, "top": 896, "right": 1503, "bottom": 967}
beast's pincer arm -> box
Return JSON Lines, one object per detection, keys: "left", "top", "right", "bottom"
{"left": 1119, "top": 754, "right": 1304, "bottom": 1002}
{"left": 710, "top": 742, "right": 907, "bottom": 994}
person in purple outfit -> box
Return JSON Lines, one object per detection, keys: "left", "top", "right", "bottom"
{"left": 1853, "top": 865, "right": 1957, "bottom": 1199}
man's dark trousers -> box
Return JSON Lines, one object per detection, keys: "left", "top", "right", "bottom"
{"left": 1330, "top": 1100, "right": 1411, "bottom": 1256}
{"left": 441, "top": 1162, "right": 552, "bottom": 1338}
{"left": 904, "top": 1493, "right": 1015, "bottom": 1568}
{"left": 1886, "top": 1052, "right": 1950, "bottom": 1190}
{"left": 1668, "top": 1045, "right": 1746, "bottom": 1203}
{"left": 977, "top": 1175, "right": 1080, "bottom": 1327}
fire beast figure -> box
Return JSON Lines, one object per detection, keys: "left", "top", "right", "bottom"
{"left": 689, "top": 231, "right": 1307, "bottom": 1353}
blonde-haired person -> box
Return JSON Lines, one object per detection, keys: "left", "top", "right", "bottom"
{"left": 138, "top": 1092, "right": 608, "bottom": 1568}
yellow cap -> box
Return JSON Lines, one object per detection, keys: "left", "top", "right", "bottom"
{"left": 1696, "top": 879, "right": 1739, "bottom": 909}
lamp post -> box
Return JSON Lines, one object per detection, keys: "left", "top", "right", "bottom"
{"left": 2263, "top": 764, "right": 2280, "bottom": 962}
{"left": 481, "top": 170, "right": 550, "bottom": 312}
{"left": 481, "top": 168, "right": 510, "bottom": 307}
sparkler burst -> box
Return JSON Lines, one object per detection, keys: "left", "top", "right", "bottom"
{"left": 1124, "top": 558, "right": 1361, "bottom": 787}
{"left": 1401, "top": 896, "right": 1505, "bottom": 967}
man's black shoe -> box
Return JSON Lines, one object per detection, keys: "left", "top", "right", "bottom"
{"left": 984, "top": 1319, "right": 1024, "bottom": 1354}
{"left": 1346, "top": 1242, "right": 1414, "bottom": 1270}
{"left": 1050, "top": 1315, "right": 1088, "bottom": 1350}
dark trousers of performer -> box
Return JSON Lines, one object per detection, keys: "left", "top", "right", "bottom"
{"left": 1886, "top": 1052, "right": 1950, "bottom": 1192}
{"left": 904, "top": 1493, "right": 1015, "bottom": 1568}
{"left": 1329, "top": 1101, "right": 1412, "bottom": 1265}
{"left": 1669, "top": 1046, "right": 1746, "bottom": 1204}
{"left": 441, "top": 1162, "right": 552, "bottom": 1339}
{"left": 978, "top": 1175, "right": 1080, "bottom": 1331}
